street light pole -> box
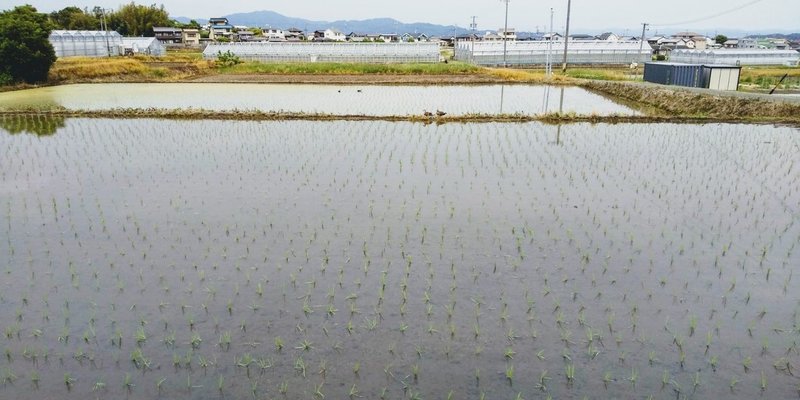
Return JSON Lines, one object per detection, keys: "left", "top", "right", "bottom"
{"left": 502, "top": 0, "right": 509, "bottom": 68}
{"left": 561, "top": 0, "right": 571, "bottom": 72}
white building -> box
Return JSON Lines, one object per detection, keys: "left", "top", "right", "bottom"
{"left": 498, "top": 28, "right": 517, "bottom": 41}
{"left": 264, "top": 28, "right": 286, "bottom": 41}
{"left": 120, "top": 37, "right": 166, "bottom": 56}
{"left": 324, "top": 29, "right": 346, "bottom": 42}
{"left": 48, "top": 30, "right": 123, "bottom": 57}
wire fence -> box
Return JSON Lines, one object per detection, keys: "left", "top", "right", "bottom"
{"left": 49, "top": 30, "right": 122, "bottom": 58}
{"left": 203, "top": 42, "right": 441, "bottom": 63}
{"left": 455, "top": 40, "right": 652, "bottom": 66}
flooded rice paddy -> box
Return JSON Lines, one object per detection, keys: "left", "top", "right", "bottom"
{"left": 1, "top": 118, "right": 799, "bottom": 400}
{"left": 0, "top": 83, "right": 638, "bottom": 116}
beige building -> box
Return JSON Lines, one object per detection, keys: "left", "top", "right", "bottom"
{"left": 182, "top": 29, "right": 199, "bottom": 46}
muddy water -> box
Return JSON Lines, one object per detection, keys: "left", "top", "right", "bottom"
{"left": 0, "top": 83, "right": 638, "bottom": 116}
{"left": 0, "top": 119, "right": 798, "bottom": 400}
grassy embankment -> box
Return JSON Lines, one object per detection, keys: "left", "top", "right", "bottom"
{"left": 581, "top": 80, "right": 800, "bottom": 123}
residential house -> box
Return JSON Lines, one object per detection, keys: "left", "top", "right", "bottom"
{"left": 153, "top": 27, "right": 182, "bottom": 44}
{"left": 738, "top": 38, "right": 758, "bottom": 49}
{"left": 182, "top": 28, "right": 199, "bottom": 46}
{"left": 208, "top": 17, "right": 233, "bottom": 41}
{"left": 379, "top": 33, "right": 399, "bottom": 42}
{"left": 723, "top": 39, "right": 739, "bottom": 48}
{"left": 235, "top": 30, "right": 254, "bottom": 42}
{"left": 518, "top": 32, "right": 545, "bottom": 41}
{"left": 670, "top": 31, "right": 707, "bottom": 50}
{"left": 569, "top": 33, "right": 595, "bottom": 41}
{"left": 347, "top": 32, "right": 368, "bottom": 42}
{"left": 366, "top": 34, "right": 381, "bottom": 42}
{"left": 428, "top": 36, "right": 447, "bottom": 47}
{"left": 285, "top": 28, "right": 305, "bottom": 41}
{"left": 415, "top": 33, "right": 429, "bottom": 42}
{"left": 313, "top": 29, "right": 345, "bottom": 42}
{"left": 596, "top": 32, "right": 620, "bottom": 41}
{"left": 650, "top": 37, "right": 695, "bottom": 54}
{"left": 498, "top": 28, "right": 516, "bottom": 41}
{"left": 263, "top": 28, "right": 286, "bottom": 41}
{"left": 326, "top": 29, "right": 346, "bottom": 41}
{"left": 483, "top": 32, "right": 502, "bottom": 41}
{"left": 543, "top": 32, "right": 563, "bottom": 41}
{"left": 455, "top": 33, "right": 479, "bottom": 42}
{"left": 671, "top": 31, "right": 702, "bottom": 40}
{"left": 770, "top": 39, "right": 790, "bottom": 50}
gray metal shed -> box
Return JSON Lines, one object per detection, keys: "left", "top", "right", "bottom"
{"left": 700, "top": 64, "right": 741, "bottom": 91}
{"left": 643, "top": 62, "right": 703, "bottom": 88}
{"left": 644, "top": 62, "right": 742, "bottom": 91}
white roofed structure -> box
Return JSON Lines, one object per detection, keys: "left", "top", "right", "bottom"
{"left": 48, "top": 30, "right": 122, "bottom": 58}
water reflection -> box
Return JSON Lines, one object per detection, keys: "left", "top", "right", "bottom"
{"left": 0, "top": 83, "right": 638, "bottom": 117}
{"left": 549, "top": 88, "right": 565, "bottom": 146}
{"left": 0, "top": 115, "right": 65, "bottom": 136}
{"left": 499, "top": 85, "right": 505, "bottom": 114}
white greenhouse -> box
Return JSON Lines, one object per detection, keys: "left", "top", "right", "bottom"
{"left": 203, "top": 42, "right": 440, "bottom": 63}
{"left": 670, "top": 49, "right": 800, "bottom": 66}
{"left": 49, "top": 30, "right": 123, "bottom": 58}
{"left": 455, "top": 40, "right": 651, "bottom": 66}
{"left": 120, "top": 37, "right": 166, "bottom": 56}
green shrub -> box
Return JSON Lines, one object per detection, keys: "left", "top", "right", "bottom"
{"left": 216, "top": 50, "right": 242, "bottom": 67}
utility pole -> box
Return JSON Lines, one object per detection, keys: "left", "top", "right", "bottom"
{"left": 502, "top": 0, "right": 510, "bottom": 68}
{"left": 638, "top": 22, "right": 650, "bottom": 64}
{"left": 546, "top": 8, "right": 554, "bottom": 76}
{"left": 100, "top": 8, "right": 111, "bottom": 57}
{"left": 561, "top": 0, "right": 571, "bottom": 72}
{"left": 470, "top": 16, "right": 477, "bottom": 63}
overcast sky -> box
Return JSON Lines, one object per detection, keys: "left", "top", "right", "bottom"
{"left": 21, "top": 0, "right": 798, "bottom": 33}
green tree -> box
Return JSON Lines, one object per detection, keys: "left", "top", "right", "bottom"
{"left": 49, "top": 6, "right": 99, "bottom": 30}
{"left": 180, "top": 19, "right": 200, "bottom": 29}
{"left": 0, "top": 5, "right": 57, "bottom": 84}
{"left": 107, "top": 2, "right": 171, "bottom": 36}
{"left": 714, "top": 34, "right": 728, "bottom": 45}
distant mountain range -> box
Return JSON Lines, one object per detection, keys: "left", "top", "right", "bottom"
{"left": 175, "top": 11, "right": 471, "bottom": 37}
{"left": 745, "top": 33, "right": 800, "bottom": 41}
{"left": 175, "top": 10, "right": 799, "bottom": 40}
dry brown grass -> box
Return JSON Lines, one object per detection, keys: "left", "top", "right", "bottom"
{"left": 48, "top": 55, "right": 213, "bottom": 83}
{"left": 49, "top": 58, "right": 148, "bottom": 81}
{"left": 482, "top": 68, "right": 574, "bottom": 83}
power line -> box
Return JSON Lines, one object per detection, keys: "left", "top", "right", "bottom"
{"left": 651, "top": 0, "right": 765, "bottom": 27}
